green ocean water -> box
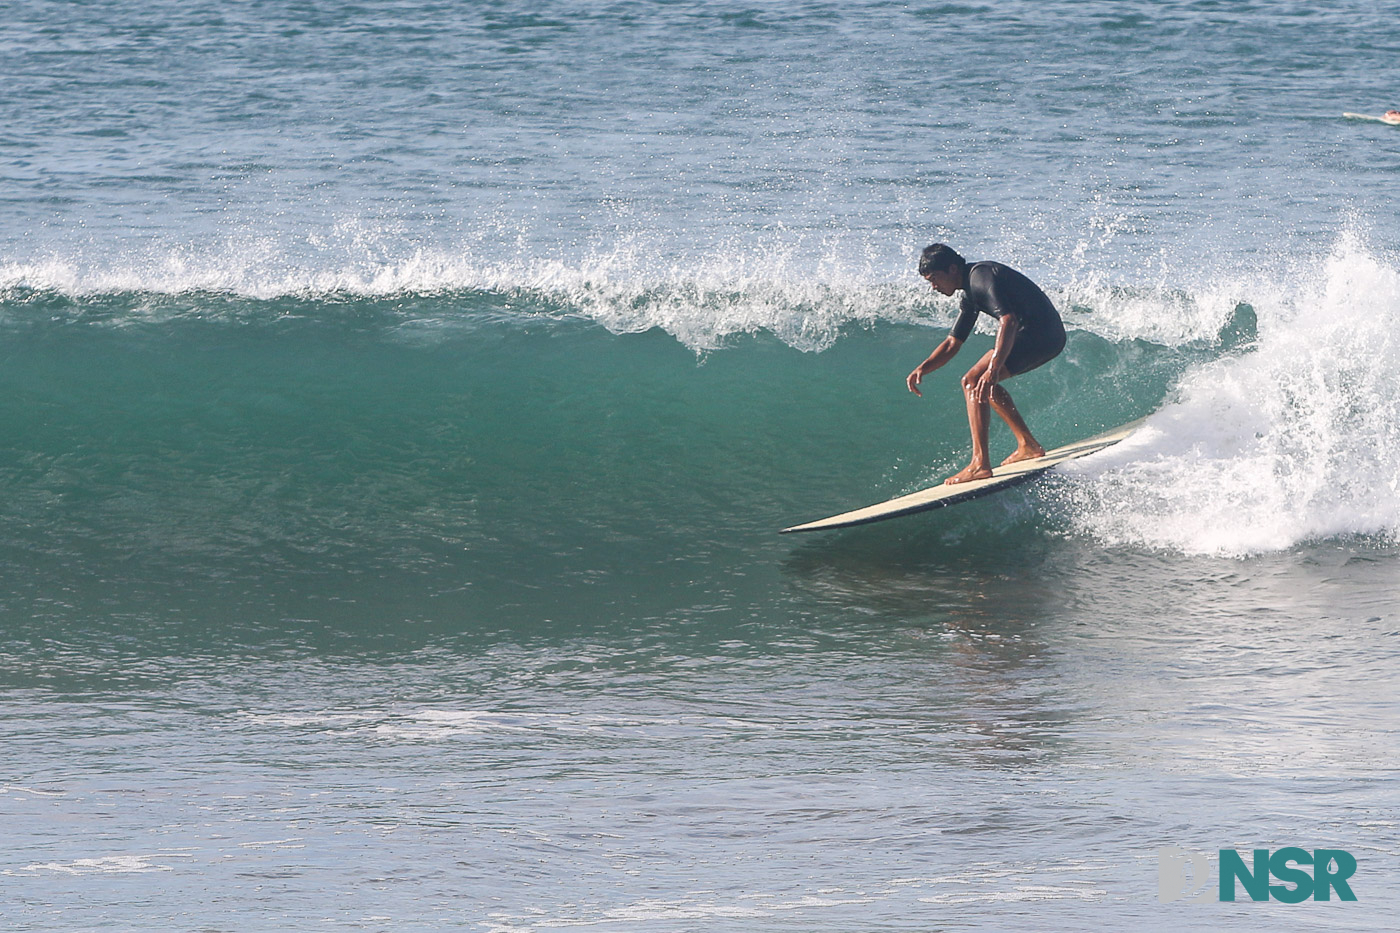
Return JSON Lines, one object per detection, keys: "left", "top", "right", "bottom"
{"left": 6, "top": 0, "right": 1400, "bottom": 929}
{"left": 0, "top": 289, "right": 1184, "bottom": 649}
{"left": 4, "top": 280, "right": 1398, "bottom": 932}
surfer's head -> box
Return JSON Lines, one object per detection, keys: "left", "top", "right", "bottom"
{"left": 919, "top": 243, "right": 966, "bottom": 296}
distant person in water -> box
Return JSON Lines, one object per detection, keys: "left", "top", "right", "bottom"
{"left": 1385, "top": 110, "right": 1400, "bottom": 125}
{"left": 906, "top": 244, "right": 1067, "bottom": 485}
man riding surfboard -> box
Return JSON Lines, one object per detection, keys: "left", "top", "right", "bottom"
{"left": 906, "top": 244, "right": 1067, "bottom": 485}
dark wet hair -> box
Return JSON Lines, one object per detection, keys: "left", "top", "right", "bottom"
{"left": 918, "top": 243, "right": 966, "bottom": 277}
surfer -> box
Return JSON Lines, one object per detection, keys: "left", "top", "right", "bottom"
{"left": 906, "top": 244, "right": 1067, "bottom": 485}
{"left": 1385, "top": 110, "right": 1400, "bottom": 125}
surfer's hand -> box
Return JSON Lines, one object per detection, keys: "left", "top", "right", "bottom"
{"left": 906, "top": 366, "right": 924, "bottom": 396}
{"left": 974, "top": 372, "right": 997, "bottom": 403}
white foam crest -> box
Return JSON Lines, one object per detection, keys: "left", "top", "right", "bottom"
{"left": 1064, "top": 236, "right": 1400, "bottom": 556}
{"left": 0, "top": 233, "right": 942, "bottom": 350}
{"left": 0, "top": 226, "right": 1316, "bottom": 351}
{"left": 0, "top": 240, "right": 509, "bottom": 301}
{"left": 531, "top": 242, "right": 928, "bottom": 352}
{"left": 1056, "top": 274, "right": 1249, "bottom": 347}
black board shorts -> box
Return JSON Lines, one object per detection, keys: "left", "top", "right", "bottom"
{"left": 1002, "top": 319, "right": 1066, "bottom": 376}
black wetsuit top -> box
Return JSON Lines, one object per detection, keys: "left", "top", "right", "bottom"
{"left": 951, "top": 261, "right": 1066, "bottom": 376}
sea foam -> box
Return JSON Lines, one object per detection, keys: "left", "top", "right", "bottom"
{"left": 1061, "top": 236, "right": 1400, "bottom": 555}
{"left": 2, "top": 224, "right": 1249, "bottom": 352}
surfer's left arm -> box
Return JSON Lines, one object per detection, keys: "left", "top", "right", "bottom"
{"left": 974, "top": 313, "right": 1019, "bottom": 402}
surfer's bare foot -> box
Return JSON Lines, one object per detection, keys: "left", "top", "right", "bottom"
{"left": 1000, "top": 444, "right": 1045, "bottom": 466}
{"left": 944, "top": 463, "right": 992, "bottom": 485}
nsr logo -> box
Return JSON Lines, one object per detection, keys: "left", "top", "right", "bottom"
{"left": 1159, "top": 847, "right": 1358, "bottom": 903}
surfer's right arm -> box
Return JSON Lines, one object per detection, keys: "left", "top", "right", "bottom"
{"left": 906, "top": 335, "right": 964, "bottom": 397}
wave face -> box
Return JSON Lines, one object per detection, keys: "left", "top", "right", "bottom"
{"left": 3, "top": 0, "right": 1399, "bottom": 575}
{"left": 2, "top": 235, "right": 1396, "bottom": 576}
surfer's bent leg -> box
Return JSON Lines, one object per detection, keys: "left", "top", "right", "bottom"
{"left": 990, "top": 321, "right": 1067, "bottom": 466}
{"left": 988, "top": 385, "right": 1044, "bottom": 465}
{"left": 945, "top": 353, "right": 997, "bottom": 485}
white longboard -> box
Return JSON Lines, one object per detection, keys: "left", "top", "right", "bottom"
{"left": 1343, "top": 112, "right": 1400, "bottom": 125}
{"left": 780, "top": 419, "right": 1143, "bottom": 534}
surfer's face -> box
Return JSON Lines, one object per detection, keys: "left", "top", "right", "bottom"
{"left": 923, "top": 268, "right": 960, "bottom": 297}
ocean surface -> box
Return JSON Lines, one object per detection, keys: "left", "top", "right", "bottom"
{"left": 3, "top": 1, "right": 1399, "bottom": 930}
